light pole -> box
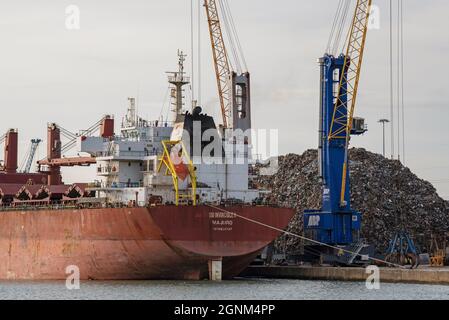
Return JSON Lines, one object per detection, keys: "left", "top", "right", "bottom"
{"left": 378, "top": 119, "right": 390, "bottom": 157}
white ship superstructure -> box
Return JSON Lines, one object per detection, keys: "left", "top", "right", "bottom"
{"left": 78, "top": 52, "right": 259, "bottom": 207}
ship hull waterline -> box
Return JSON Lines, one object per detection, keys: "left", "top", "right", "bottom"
{"left": 0, "top": 205, "right": 293, "bottom": 280}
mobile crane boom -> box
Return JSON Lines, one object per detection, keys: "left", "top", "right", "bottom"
{"left": 304, "top": 0, "right": 372, "bottom": 246}
{"left": 330, "top": 0, "right": 372, "bottom": 207}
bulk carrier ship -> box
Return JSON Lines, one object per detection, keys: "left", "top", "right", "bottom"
{"left": 0, "top": 51, "right": 294, "bottom": 281}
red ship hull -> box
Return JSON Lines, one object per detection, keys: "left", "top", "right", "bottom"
{"left": 0, "top": 205, "right": 293, "bottom": 280}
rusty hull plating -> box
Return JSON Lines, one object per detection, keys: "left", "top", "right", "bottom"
{"left": 0, "top": 205, "right": 293, "bottom": 280}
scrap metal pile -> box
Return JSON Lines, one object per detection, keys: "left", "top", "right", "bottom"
{"left": 254, "top": 148, "right": 449, "bottom": 253}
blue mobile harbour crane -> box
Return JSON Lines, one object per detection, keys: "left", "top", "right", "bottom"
{"left": 303, "top": 0, "right": 374, "bottom": 265}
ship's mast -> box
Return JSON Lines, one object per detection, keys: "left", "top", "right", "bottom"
{"left": 167, "top": 50, "right": 190, "bottom": 123}
{"left": 124, "top": 97, "right": 137, "bottom": 128}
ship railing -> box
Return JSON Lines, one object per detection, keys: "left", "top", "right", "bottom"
{"left": 0, "top": 198, "right": 156, "bottom": 212}
{"left": 0, "top": 201, "right": 78, "bottom": 212}
{"left": 204, "top": 198, "right": 281, "bottom": 208}
{"left": 120, "top": 120, "right": 175, "bottom": 130}
{"left": 95, "top": 150, "right": 158, "bottom": 158}
{"left": 0, "top": 200, "right": 128, "bottom": 212}
{"left": 88, "top": 182, "right": 144, "bottom": 189}
{"left": 144, "top": 120, "right": 175, "bottom": 128}
{"left": 168, "top": 75, "right": 190, "bottom": 83}
{"left": 105, "top": 182, "right": 144, "bottom": 188}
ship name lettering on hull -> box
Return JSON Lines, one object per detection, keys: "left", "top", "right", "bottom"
{"left": 208, "top": 212, "right": 236, "bottom": 219}
{"left": 209, "top": 212, "right": 235, "bottom": 232}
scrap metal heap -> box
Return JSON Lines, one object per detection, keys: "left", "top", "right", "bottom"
{"left": 254, "top": 149, "right": 449, "bottom": 256}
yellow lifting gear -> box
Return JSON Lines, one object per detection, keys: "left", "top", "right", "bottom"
{"left": 157, "top": 140, "right": 197, "bottom": 206}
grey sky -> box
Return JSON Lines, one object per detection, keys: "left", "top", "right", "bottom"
{"left": 0, "top": 0, "right": 448, "bottom": 199}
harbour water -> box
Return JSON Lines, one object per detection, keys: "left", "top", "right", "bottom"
{"left": 1, "top": 278, "right": 448, "bottom": 300}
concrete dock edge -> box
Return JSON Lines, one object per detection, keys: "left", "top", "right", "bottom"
{"left": 241, "top": 266, "right": 449, "bottom": 285}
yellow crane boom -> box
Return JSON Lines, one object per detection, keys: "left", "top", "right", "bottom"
{"left": 328, "top": 0, "right": 372, "bottom": 206}
{"left": 204, "top": 0, "right": 232, "bottom": 129}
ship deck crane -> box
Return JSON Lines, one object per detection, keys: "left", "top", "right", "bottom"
{"left": 38, "top": 115, "right": 114, "bottom": 185}
{"left": 204, "top": 0, "right": 251, "bottom": 132}
{"left": 0, "top": 133, "right": 6, "bottom": 145}
{"left": 304, "top": 0, "right": 372, "bottom": 247}
{"left": 19, "top": 139, "right": 42, "bottom": 173}
{"left": 204, "top": 0, "right": 232, "bottom": 129}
